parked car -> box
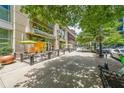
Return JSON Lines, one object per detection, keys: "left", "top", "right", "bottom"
{"left": 110, "top": 48, "right": 124, "bottom": 60}
{"left": 76, "top": 47, "right": 82, "bottom": 52}
{"left": 96, "top": 47, "right": 111, "bottom": 54}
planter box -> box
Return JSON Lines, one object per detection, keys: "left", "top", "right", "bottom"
{"left": 0, "top": 55, "right": 15, "bottom": 64}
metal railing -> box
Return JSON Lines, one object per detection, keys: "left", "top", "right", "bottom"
{"left": 19, "top": 48, "right": 75, "bottom": 65}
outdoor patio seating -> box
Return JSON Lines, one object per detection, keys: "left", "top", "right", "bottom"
{"left": 19, "top": 48, "right": 75, "bottom": 65}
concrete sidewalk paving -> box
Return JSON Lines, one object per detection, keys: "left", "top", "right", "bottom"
{"left": 0, "top": 52, "right": 71, "bottom": 88}
{"left": 0, "top": 51, "right": 123, "bottom": 88}
{"left": 0, "top": 78, "right": 5, "bottom": 88}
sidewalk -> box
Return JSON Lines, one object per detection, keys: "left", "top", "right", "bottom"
{"left": 0, "top": 51, "right": 71, "bottom": 88}
{"left": 0, "top": 51, "right": 123, "bottom": 88}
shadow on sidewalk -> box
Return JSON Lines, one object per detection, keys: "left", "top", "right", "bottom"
{"left": 15, "top": 55, "right": 103, "bottom": 88}
{"left": 14, "top": 53, "right": 123, "bottom": 88}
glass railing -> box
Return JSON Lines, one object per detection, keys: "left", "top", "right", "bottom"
{"left": 32, "top": 28, "right": 54, "bottom": 38}
{"left": 0, "top": 6, "right": 11, "bottom": 22}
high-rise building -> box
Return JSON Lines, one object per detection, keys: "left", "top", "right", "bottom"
{"left": 118, "top": 17, "right": 124, "bottom": 34}
{"left": 0, "top": 5, "right": 76, "bottom": 56}
{"left": 0, "top": 5, "right": 13, "bottom": 50}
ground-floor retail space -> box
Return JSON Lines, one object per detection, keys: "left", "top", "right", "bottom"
{"left": 25, "top": 32, "right": 55, "bottom": 52}
{"left": 59, "top": 41, "right": 65, "bottom": 49}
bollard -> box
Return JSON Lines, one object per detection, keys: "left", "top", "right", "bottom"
{"left": 14, "top": 52, "right": 16, "bottom": 59}
{"left": 48, "top": 51, "right": 52, "bottom": 59}
{"left": 63, "top": 49, "right": 65, "bottom": 54}
{"left": 70, "top": 48, "right": 72, "bottom": 52}
{"left": 20, "top": 53, "right": 23, "bottom": 62}
{"left": 57, "top": 50, "right": 60, "bottom": 56}
{"left": 40, "top": 53, "right": 43, "bottom": 60}
{"left": 69, "top": 48, "right": 70, "bottom": 53}
{"left": 104, "top": 52, "right": 109, "bottom": 70}
{"left": 30, "top": 54, "right": 34, "bottom": 65}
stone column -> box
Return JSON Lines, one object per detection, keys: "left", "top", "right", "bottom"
{"left": 25, "top": 19, "right": 31, "bottom": 33}
{"left": 14, "top": 5, "right": 30, "bottom": 53}
{"left": 13, "top": 5, "right": 16, "bottom": 53}
{"left": 53, "top": 24, "right": 59, "bottom": 50}
{"left": 65, "top": 28, "right": 68, "bottom": 49}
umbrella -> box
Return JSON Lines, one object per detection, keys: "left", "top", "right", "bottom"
{"left": 19, "top": 40, "right": 37, "bottom": 52}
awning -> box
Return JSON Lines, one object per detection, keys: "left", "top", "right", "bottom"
{"left": 26, "top": 32, "right": 55, "bottom": 40}
{"left": 59, "top": 38, "right": 65, "bottom": 42}
{"left": 19, "top": 40, "right": 37, "bottom": 44}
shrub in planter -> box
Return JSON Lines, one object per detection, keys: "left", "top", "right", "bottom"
{"left": 0, "top": 47, "right": 15, "bottom": 64}
{"left": 0, "top": 47, "right": 13, "bottom": 56}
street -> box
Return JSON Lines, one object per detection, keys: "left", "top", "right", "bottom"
{"left": 12, "top": 51, "right": 122, "bottom": 88}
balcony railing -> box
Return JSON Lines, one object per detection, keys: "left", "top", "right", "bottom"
{"left": 32, "top": 28, "right": 54, "bottom": 39}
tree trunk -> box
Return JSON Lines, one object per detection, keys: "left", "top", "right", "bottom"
{"left": 94, "top": 42, "right": 97, "bottom": 52}
{"left": 99, "top": 41, "right": 103, "bottom": 57}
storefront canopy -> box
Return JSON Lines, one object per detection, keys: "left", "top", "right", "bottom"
{"left": 26, "top": 32, "right": 55, "bottom": 40}
{"left": 19, "top": 40, "right": 37, "bottom": 44}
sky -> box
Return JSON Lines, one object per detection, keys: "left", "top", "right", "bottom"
{"left": 69, "top": 26, "right": 82, "bottom": 35}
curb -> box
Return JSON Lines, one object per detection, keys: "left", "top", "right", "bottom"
{"left": 0, "top": 77, "right": 6, "bottom": 88}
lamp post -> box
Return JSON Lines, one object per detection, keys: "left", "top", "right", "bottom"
{"left": 122, "top": 17, "right": 124, "bottom": 35}
{"left": 99, "top": 27, "right": 104, "bottom": 57}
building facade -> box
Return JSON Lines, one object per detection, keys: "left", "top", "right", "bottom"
{"left": 65, "top": 28, "right": 76, "bottom": 49}
{"left": 14, "top": 6, "right": 30, "bottom": 53}
{"left": 0, "top": 5, "right": 76, "bottom": 55}
{"left": 53, "top": 24, "right": 76, "bottom": 50}
{"left": 0, "top": 5, "right": 13, "bottom": 50}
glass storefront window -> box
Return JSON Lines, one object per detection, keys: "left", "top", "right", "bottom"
{"left": 0, "top": 5, "right": 11, "bottom": 22}
{"left": 0, "top": 28, "right": 12, "bottom": 48}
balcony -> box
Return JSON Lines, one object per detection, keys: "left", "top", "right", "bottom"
{"left": 26, "top": 28, "right": 55, "bottom": 39}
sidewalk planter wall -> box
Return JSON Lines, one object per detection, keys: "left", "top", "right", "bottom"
{"left": 20, "top": 48, "right": 74, "bottom": 65}
{"left": 0, "top": 55, "right": 15, "bottom": 64}
{"left": 0, "top": 47, "right": 15, "bottom": 64}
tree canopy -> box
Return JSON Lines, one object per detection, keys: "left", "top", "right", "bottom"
{"left": 21, "top": 5, "right": 82, "bottom": 27}
{"left": 21, "top": 5, "right": 124, "bottom": 46}
{"left": 77, "top": 6, "right": 124, "bottom": 47}
{"left": 103, "top": 31, "right": 124, "bottom": 46}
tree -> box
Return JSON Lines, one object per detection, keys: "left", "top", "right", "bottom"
{"left": 21, "top": 5, "right": 124, "bottom": 57}
{"left": 103, "top": 31, "right": 124, "bottom": 46}
{"left": 20, "top": 5, "right": 82, "bottom": 27}
{"left": 76, "top": 31, "right": 94, "bottom": 44}
{"left": 79, "top": 6, "right": 124, "bottom": 57}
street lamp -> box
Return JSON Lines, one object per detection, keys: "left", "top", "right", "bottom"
{"left": 99, "top": 27, "right": 104, "bottom": 57}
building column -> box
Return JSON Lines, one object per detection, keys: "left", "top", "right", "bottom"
{"left": 65, "top": 29, "right": 68, "bottom": 48}
{"left": 12, "top": 5, "right": 16, "bottom": 53}
{"left": 25, "top": 19, "right": 31, "bottom": 33}
{"left": 53, "top": 24, "right": 59, "bottom": 50}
